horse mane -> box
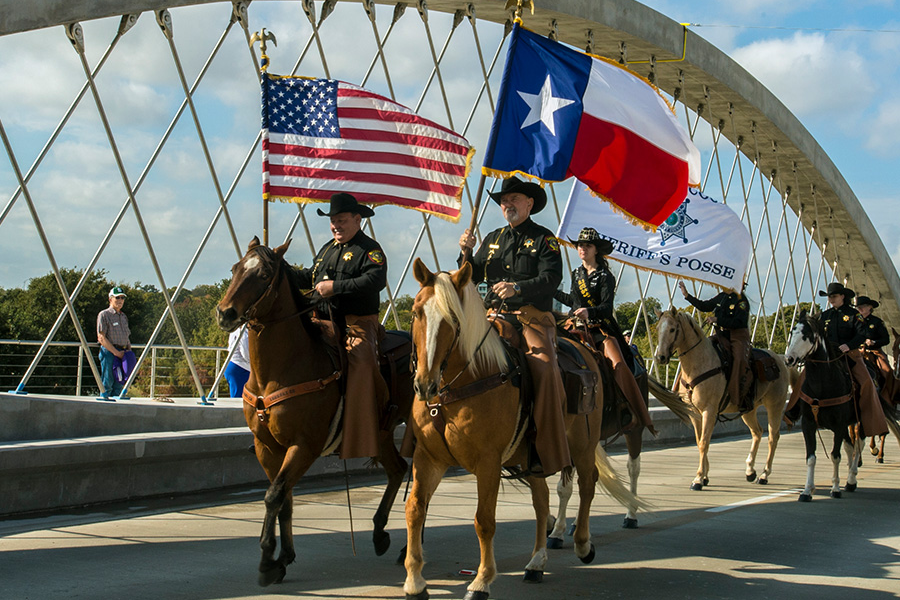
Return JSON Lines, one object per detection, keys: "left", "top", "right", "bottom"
{"left": 675, "top": 309, "right": 705, "bottom": 340}
{"left": 431, "top": 272, "right": 507, "bottom": 374}
{"left": 265, "top": 248, "right": 320, "bottom": 340}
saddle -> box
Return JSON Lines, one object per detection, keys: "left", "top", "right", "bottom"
{"left": 489, "top": 314, "right": 597, "bottom": 415}
{"left": 709, "top": 333, "right": 754, "bottom": 403}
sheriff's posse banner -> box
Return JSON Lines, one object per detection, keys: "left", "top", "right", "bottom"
{"left": 558, "top": 182, "right": 751, "bottom": 290}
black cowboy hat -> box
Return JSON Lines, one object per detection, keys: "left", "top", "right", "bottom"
{"left": 567, "top": 227, "right": 614, "bottom": 255}
{"left": 487, "top": 176, "right": 547, "bottom": 214}
{"left": 818, "top": 282, "right": 855, "bottom": 300}
{"left": 855, "top": 295, "right": 879, "bottom": 309}
{"left": 316, "top": 192, "right": 375, "bottom": 218}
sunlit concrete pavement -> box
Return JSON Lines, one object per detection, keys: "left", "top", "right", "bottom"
{"left": 2, "top": 430, "right": 899, "bottom": 600}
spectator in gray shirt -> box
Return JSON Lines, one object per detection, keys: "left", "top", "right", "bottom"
{"left": 97, "top": 286, "right": 131, "bottom": 400}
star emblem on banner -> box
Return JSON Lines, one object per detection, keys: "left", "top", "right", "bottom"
{"left": 517, "top": 75, "right": 574, "bottom": 136}
{"left": 658, "top": 199, "right": 699, "bottom": 245}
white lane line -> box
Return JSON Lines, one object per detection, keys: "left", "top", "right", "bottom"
{"left": 706, "top": 488, "right": 804, "bottom": 513}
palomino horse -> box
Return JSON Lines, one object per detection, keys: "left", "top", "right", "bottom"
{"left": 216, "top": 237, "right": 410, "bottom": 586}
{"left": 405, "top": 259, "right": 638, "bottom": 600}
{"left": 548, "top": 362, "right": 695, "bottom": 538}
{"left": 655, "top": 308, "right": 789, "bottom": 490}
{"left": 784, "top": 311, "right": 862, "bottom": 501}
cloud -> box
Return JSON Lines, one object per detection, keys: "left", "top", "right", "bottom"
{"left": 865, "top": 97, "right": 900, "bottom": 153}
{"left": 731, "top": 32, "right": 875, "bottom": 119}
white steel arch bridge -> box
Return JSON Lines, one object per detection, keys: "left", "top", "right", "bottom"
{"left": 1, "top": 0, "right": 897, "bottom": 399}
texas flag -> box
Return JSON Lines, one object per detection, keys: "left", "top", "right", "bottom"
{"left": 482, "top": 25, "right": 701, "bottom": 229}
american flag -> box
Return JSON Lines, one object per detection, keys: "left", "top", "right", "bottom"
{"left": 261, "top": 75, "right": 473, "bottom": 222}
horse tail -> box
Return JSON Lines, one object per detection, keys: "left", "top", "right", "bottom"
{"left": 593, "top": 444, "right": 650, "bottom": 515}
{"left": 881, "top": 398, "right": 900, "bottom": 450}
{"left": 648, "top": 375, "right": 697, "bottom": 425}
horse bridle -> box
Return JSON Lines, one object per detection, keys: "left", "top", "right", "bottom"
{"left": 792, "top": 319, "right": 847, "bottom": 366}
{"left": 660, "top": 314, "right": 703, "bottom": 361}
{"left": 239, "top": 247, "right": 315, "bottom": 331}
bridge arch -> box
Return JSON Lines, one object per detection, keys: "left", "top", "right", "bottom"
{"left": 1, "top": 0, "right": 895, "bottom": 396}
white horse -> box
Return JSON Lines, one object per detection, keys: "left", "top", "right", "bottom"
{"left": 655, "top": 308, "right": 789, "bottom": 490}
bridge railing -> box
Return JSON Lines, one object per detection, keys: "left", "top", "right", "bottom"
{"left": 0, "top": 339, "right": 230, "bottom": 399}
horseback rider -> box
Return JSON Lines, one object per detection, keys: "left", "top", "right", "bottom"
{"left": 294, "top": 192, "right": 389, "bottom": 459}
{"left": 816, "top": 282, "right": 888, "bottom": 437}
{"left": 856, "top": 295, "right": 895, "bottom": 405}
{"left": 458, "top": 176, "right": 569, "bottom": 476}
{"left": 678, "top": 280, "right": 753, "bottom": 413}
{"left": 554, "top": 227, "right": 656, "bottom": 435}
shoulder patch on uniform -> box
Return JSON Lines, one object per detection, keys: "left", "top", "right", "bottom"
{"left": 546, "top": 236, "right": 560, "bottom": 253}
{"left": 367, "top": 249, "right": 385, "bottom": 265}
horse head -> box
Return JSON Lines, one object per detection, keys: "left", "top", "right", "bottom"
{"left": 655, "top": 308, "right": 681, "bottom": 365}
{"left": 216, "top": 236, "right": 293, "bottom": 332}
{"left": 410, "top": 258, "right": 505, "bottom": 401}
{"left": 785, "top": 310, "right": 818, "bottom": 366}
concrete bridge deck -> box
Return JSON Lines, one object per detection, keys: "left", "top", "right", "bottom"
{"left": 2, "top": 431, "right": 899, "bottom": 599}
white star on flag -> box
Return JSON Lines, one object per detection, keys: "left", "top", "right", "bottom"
{"left": 516, "top": 74, "right": 575, "bottom": 136}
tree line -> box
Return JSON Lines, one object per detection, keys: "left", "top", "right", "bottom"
{"left": 1, "top": 267, "right": 799, "bottom": 397}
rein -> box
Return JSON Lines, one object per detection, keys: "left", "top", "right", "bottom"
{"left": 237, "top": 247, "right": 343, "bottom": 425}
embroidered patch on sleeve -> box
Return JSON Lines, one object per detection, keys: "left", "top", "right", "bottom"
{"left": 367, "top": 249, "right": 385, "bottom": 265}
{"left": 546, "top": 236, "right": 560, "bottom": 253}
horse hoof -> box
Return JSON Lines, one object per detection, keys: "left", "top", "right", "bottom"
{"left": 690, "top": 482, "right": 703, "bottom": 491}
{"left": 845, "top": 483, "right": 857, "bottom": 492}
{"left": 405, "top": 589, "right": 429, "bottom": 600}
{"left": 396, "top": 545, "right": 407, "bottom": 566}
{"left": 746, "top": 471, "right": 757, "bottom": 482}
{"left": 758, "top": 477, "right": 768, "bottom": 485}
{"left": 566, "top": 522, "right": 576, "bottom": 536}
{"left": 257, "top": 564, "right": 286, "bottom": 587}
{"left": 546, "top": 536, "right": 564, "bottom": 550}
{"left": 523, "top": 569, "right": 543, "bottom": 583}
{"left": 463, "top": 591, "right": 489, "bottom": 600}
{"left": 870, "top": 446, "right": 880, "bottom": 456}
{"left": 373, "top": 531, "right": 390, "bottom": 556}
{"left": 831, "top": 490, "right": 842, "bottom": 499}
{"left": 579, "top": 543, "right": 596, "bottom": 564}
{"left": 622, "top": 517, "right": 638, "bottom": 529}
{"left": 703, "top": 478, "right": 709, "bottom": 486}
{"left": 798, "top": 494, "right": 812, "bottom": 503}
{"left": 877, "top": 457, "right": 884, "bottom": 464}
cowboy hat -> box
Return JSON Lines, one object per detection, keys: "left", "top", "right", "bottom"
{"left": 487, "top": 176, "right": 547, "bottom": 214}
{"left": 818, "top": 282, "right": 855, "bottom": 300}
{"left": 316, "top": 192, "right": 375, "bottom": 218}
{"left": 855, "top": 295, "right": 879, "bottom": 309}
{"left": 567, "top": 227, "right": 614, "bottom": 255}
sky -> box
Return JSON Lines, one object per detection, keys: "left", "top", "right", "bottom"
{"left": 0, "top": 0, "right": 899, "bottom": 311}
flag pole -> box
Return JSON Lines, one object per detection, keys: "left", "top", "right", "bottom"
{"left": 251, "top": 28, "right": 277, "bottom": 245}
{"left": 462, "top": 173, "right": 487, "bottom": 264}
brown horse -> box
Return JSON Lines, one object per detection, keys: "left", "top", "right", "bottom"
{"left": 216, "top": 237, "right": 410, "bottom": 586}
{"left": 404, "top": 259, "right": 639, "bottom": 600}
{"left": 868, "top": 327, "right": 900, "bottom": 462}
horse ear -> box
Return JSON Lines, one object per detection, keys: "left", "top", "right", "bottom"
{"left": 798, "top": 309, "right": 807, "bottom": 320}
{"left": 653, "top": 308, "right": 662, "bottom": 319}
{"left": 892, "top": 327, "right": 900, "bottom": 338}
{"left": 273, "top": 238, "right": 292, "bottom": 258}
{"left": 452, "top": 262, "right": 472, "bottom": 290}
{"left": 413, "top": 258, "right": 435, "bottom": 287}
{"left": 248, "top": 236, "right": 261, "bottom": 251}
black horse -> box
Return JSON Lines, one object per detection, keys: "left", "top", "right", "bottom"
{"left": 784, "top": 311, "right": 860, "bottom": 502}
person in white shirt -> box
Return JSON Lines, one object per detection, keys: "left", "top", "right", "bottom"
{"left": 224, "top": 327, "right": 251, "bottom": 398}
